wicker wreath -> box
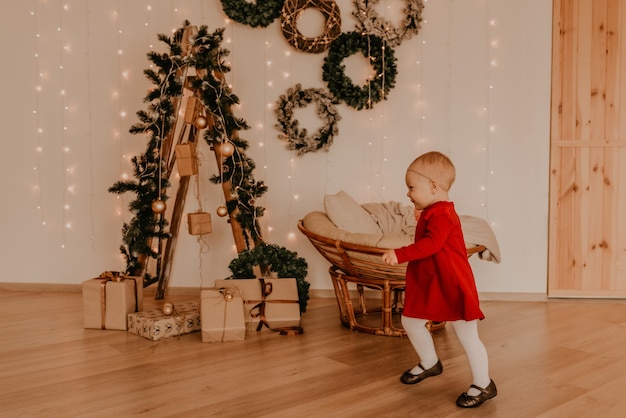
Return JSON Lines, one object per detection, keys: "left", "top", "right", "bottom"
{"left": 280, "top": 0, "right": 342, "bottom": 53}
{"left": 353, "top": 0, "right": 425, "bottom": 47}
{"left": 275, "top": 83, "right": 341, "bottom": 155}
{"left": 220, "top": 0, "right": 285, "bottom": 28}
{"left": 322, "top": 31, "right": 397, "bottom": 110}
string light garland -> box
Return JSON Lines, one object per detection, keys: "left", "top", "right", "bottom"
{"left": 59, "top": 2, "right": 72, "bottom": 248}
{"left": 414, "top": 14, "right": 427, "bottom": 152}
{"left": 365, "top": 29, "right": 389, "bottom": 201}
{"left": 108, "top": 26, "right": 181, "bottom": 278}
{"left": 322, "top": 31, "right": 397, "bottom": 110}
{"left": 113, "top": 4, "right": 130, "bottom": 234}
{"left": 352, "top": 0, "right": 425, "bottom": 47}
{"left": 31, "top": 4, "right": 46, "bottom": 228}
{"left": 220, "top": 0, "right": 285, "bottom": 28}
{"left": 483, "top": 9, "right": 497, "bottom": 222}
{"left": 275, "top": 83, "right": 341, "bottom": 155}
{"left": 280, "top": 0, "right": 341, "bottom": 54}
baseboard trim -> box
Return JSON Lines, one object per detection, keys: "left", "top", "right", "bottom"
{"left": 311, "top": 289, "right": 549, "bottom": 301}
{"left": 478, "top": 292, "right": 548, "bottom": 302}
{"left": 309, "top": 289, "right": 339, "bottom": 299}
{"left": 0, "top": 282, "right": 82, "bottom": 292}
{"left": 0, "top": 282, "right": 548, "bottom": 302}
{"left": 0, "top": 282, "right": 201, "bottom": 296}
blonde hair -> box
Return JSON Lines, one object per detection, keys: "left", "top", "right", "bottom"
{"left": 409, "top": 151, "right": 456, "bottom": 191}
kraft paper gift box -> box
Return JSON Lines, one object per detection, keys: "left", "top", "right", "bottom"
{"left": 188, "top": 212, "right": 212, "bottom": 235}
{"left": 175, "top": 143, "right": 198, "bottom": 176}
{"left": 200, "top": 288, "right": 246, "bottom": 342}
{"left": 82, "top": 273, "right": 143, "bottom": 330}
{"left": 214, "top": 278, "right": 301, "bottom": 331}
{"left": 127, "top": 302, "right": 201, "bottom": 341}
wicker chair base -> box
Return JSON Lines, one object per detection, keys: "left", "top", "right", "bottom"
{"left": 298, "top": 218, "right": 484, "bottom": 337}
{"left": 329, "top": 266, "right": 445, "bottom": 337}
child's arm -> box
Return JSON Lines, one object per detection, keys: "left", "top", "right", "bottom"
{"left": 382, "top": 249, "right": 399, "bottom": 265}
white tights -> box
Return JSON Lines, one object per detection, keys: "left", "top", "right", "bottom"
{"left": 401, "top": 316, "right": 491, "bottom": 393}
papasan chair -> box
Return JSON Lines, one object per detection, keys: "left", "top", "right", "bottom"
{"left": 298, "top": 191, "right": 501, "bottom": 337}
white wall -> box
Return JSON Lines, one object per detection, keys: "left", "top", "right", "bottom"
{"left": 0, "top": 0, "right": 552, "bottom": 296}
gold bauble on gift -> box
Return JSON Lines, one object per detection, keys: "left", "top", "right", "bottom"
{"left": 194, "top": 115, "right": 208, "bottom": 129}
{"left": 162, "top": 302, "right": 175, "bottom": 316}
{"left": 151, "top": 199, "right": 167, "bottom": 214}
{"left": 222, "top": 288, "right": 234, "bottom": 301}
{"left": 216, "top": 205, "right": 228, "bottom": 217}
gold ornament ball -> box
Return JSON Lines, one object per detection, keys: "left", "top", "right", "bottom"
{"left": 220, "top": 142, "right": 235, "bottom": 157}
{"left": 151, "top": 199, "right": 167, "bottom": 214}
{"left": 216, "top": 205, "right": 228, "bottom": 217}
{"left": 194, "top": 115, "right": 208, "bottom": 129}
{"left": 162, "top": 302, "right": 175, "bottom": 316}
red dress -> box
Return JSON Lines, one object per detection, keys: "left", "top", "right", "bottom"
{"left": 394, "top": 201, "right": 484, "bottom": 322}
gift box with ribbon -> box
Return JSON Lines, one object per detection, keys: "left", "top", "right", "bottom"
{"left": 175, "top": 143, "right": 198, "bottom": 177}
{"left": 82, "top": 272, "right": 143, "bottom": 330}
{"left": 127, "top": 302, "right": 201, "bottom": 341}
{"left": 187, "top": 211, "right": 212, "bottom": 235}
{"left": 214, "top": 278, "right": 302, "bottom": 334}
{"left": 200, "top": 288, "right": 246, "bottom": 342}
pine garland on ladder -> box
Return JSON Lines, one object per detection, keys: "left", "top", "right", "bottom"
{"left": 109, "top": 21, "right": 267, "bottom": 288}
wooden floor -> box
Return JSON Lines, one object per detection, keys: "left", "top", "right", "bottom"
{"left": 2, "top": 290, "right": 626, "bottom": 417}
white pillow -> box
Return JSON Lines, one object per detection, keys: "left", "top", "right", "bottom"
{"left": 323, "top": 191, "right": 382, "bottom": 236}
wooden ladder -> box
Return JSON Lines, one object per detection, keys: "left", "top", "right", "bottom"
{"left": 139, "top": 26, "right": 248, "bottom": 299}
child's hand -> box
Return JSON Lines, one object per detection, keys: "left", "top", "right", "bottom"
{"left": 382, "top": 249, "right": 398, "bottom": 266}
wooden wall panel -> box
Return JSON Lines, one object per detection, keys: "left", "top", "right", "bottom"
{"left": 549, "top": 0, "right": 626, "bottom": 297}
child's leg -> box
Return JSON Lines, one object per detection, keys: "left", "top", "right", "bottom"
{"left": 401, "top": 315, "right": 439, "bottom": 373}
{"left": 450, "top": 320, "right": 491, "bottom": 395}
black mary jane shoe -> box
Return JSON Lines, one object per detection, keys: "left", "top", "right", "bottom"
{"left": 399, "top": 360, "right": 443, "bottom": 385}
{"left": 456, "top": 379, "right": 497, "bottom": 408}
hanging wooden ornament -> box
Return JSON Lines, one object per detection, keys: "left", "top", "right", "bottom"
{"left": 187, "top": 212, "right": 212, "bottom": 235}
{"left": 175, "top": 143, "right": 199, "bottom": 176}
{"left": 216, "top": 205, "right": 228, "bottom": 217}
{"left": 151, "top": 199, "right": 167, "bottom": 214}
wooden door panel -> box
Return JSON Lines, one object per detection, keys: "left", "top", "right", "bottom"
{"left": 549, "top": 0, "right": 626, "bottom": 297}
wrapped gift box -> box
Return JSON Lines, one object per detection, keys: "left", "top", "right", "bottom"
{"left": 200, "top": 288, "right": 246, "bottom": 342}
{"left": 175, "top": 143, "right": 198, "bottom": 176}
{"left": 188, "top": 212, "right": 212, "bottom": 235}
{"left": 83, "top": 273, "right": 143, "bottom": 330}
{"left": 127, "top": 302, "right": 201, "bottom": 341}
{"left": 214, "top": 278, "right": 301, "bottom": 332}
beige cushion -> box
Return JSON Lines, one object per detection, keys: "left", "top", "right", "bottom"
{"left": 301, "top": 211, "right": 408, "bottom": 280}
{"left": 323, "top": 191, "right": 382, "bottom": 236}
{"left": 301, "top": 211, "right": 382, "bottom": 247}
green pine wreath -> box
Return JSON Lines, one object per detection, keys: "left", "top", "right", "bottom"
{"left": 228, "top": 242, "right": 310, "bottom": 313}
{"left": 275, "top": 83, "right": 341, "bottom": 155}
{"left": 322, "top": 31, "right": 398, "bottom": 110}
{"left": 221, "top": 0, "right": 285, "bottom": 28}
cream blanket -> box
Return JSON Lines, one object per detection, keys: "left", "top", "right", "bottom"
{"left": 362, "top": 202, "right": 501, "bottom": 263}
{"left": 459, "top": 215, "right": 501, "bottom": 263}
